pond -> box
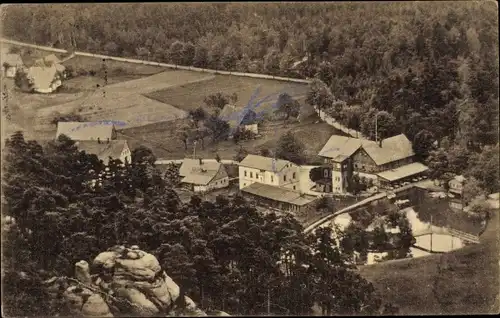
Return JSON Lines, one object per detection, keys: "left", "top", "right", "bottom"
{"left": 326, "top": 194, "right": 482, "bottom": 264}
{"left": 405, "top": 207, "right": 466, "bottom": 254}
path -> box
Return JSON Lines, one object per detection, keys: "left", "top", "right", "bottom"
{"left": 1, "top": 37, "right": 311, "bottom": 84}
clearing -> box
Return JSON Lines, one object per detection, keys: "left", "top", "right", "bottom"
{"left": 144, "top": 74, "right": 310, "bottom": 114}
{"left": 118, "top": 114, "right": 344, "bottom": 162}
{"left": 357, "top": 207, "right": 499, "bottom": 315}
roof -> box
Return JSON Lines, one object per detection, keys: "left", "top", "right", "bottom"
{"left": 75, "top": 140, "right": 128, "bottom": 165}
{"left": 2, "top": 53, "right": 23, "bottom": 67}
{"left": 239, "top": 154, "right": 294, "bottom": 172}
{"left": 318, "top": 134, "right": 415, "bottom": 165}
{"left": 43, "top": 54, "right": 61, "bottom": 64}
{"left": 363, "top": 134, "right": 415, "bottom": 165}
{"left": 241, "top": 183, "right": 317, "bottom": 206}
{"left": 376, "top": 162, "right": 429, "bottom": 182}
{"left": 179, "top": 158, "right": 225, "bottom": 185}
{"left": 318, "top": 135, "right": 368, "bottom": 162}
{"left": 27, "top": 65, "right": 58, "bottom": 91}
{"left": 219, "top": 104, "right": 256, "bottom": 129}
{"left": 179, "top": 159, "right": 223, "bottom": 177}
{"left": 56, "top": 122, "right": 115, "bottom": 141}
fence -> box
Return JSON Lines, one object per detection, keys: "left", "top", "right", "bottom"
{"left": 1, "top": 37, "right": 312, "bottom": 85}
{"left": 314, "top": 106, "right": 367, "bottom": 139}
{"left": 155, "top": 158, "right": 239, "bottom": 165}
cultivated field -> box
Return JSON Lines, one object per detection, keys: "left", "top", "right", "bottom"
{"left": 144, "top": 74, "right": 310, "bottom": 114}
{"left": 31, "top": 70, "right": 215, "bottom": 130}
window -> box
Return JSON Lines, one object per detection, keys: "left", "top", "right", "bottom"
{"left": 243, "top": 183, "right": 246, "bottom": 187}
{"left": 256, "top": 173, "right": 259, "bottom": 179}
{"left": 293, "top": 172, "right": 296, "bottom": 179}
{"left": 244, "top": 170, "right": 247, "bottom": 177}
{"left": 293, "top": 186, "right": 296, "bottom": 190}
{"left": 284, "top": 175, "right": 287, "bottom": 182}
{"left": 271, "top": 176, "right": 274, "bottom": 182}
{"left": 324, "top": 169, "right": 328, "bottom": 178}
{"left": 250, "top": 172, "right": 253, "bottom": 178}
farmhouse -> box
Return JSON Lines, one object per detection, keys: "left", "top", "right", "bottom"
{"left": 2, "top": 52, "right": 24, "bottom": 78}
{"left": 238, "top": 154, "right": 300, "bottom": 191}
{"left": 56, "top": 122, "right": 118, "bottom": 141}
{"left": 318, "top": 134, "right": 428, "bottom": 194}
{"left": 179, "top": 158, "right": 229, "bottom": 193}
{"left": 219, "top": 104, "right": 258, "bottom": 135}
{"left": 75, "top": 139, "right": 131, "bottom": 165}
{"left": 27, "top": 65, "right": 62, "bottom": 93}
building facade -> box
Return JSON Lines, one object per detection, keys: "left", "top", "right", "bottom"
{"left": 238, "top": 155, "right": 300, "bottom": 191}
{"left": 318, "top": 134, "right": 428, "bottom": 194}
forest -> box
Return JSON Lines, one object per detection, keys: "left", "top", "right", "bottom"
{"left": 1, "top": 3, "right": 499, "bottom": 315}
{"left": 2, "top": 132, "right": 402, "bottom": 316}
{"left": 2, "top": 2, "right": 498, "bottom": 185}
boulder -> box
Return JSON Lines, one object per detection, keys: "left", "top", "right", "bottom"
{"left": 81, "top": 294, "right": 114, "bottom": 317}
{"left": 57, "top": 245, "right": 224, "bottom": 317}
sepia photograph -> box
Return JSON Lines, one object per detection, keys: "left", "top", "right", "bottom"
{"left": 1, "top": 1, "right": 499, "bottom": 316}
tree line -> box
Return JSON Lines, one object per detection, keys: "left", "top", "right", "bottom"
{"left": 2, "top": 131, "right": 400, "bottom": 316}
{"left": 3, "top": 2, "right": 497, "bottom": 189}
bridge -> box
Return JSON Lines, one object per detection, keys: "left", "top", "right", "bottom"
{"left": 413, "top": 226, "right": 480, "bottom": 244}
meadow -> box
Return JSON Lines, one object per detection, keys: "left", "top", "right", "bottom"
{"left": 358, "top": 208, "right": 499, "bottom": 315}
{"left": 144, "top": 74, "right": 309, "bottom": 114}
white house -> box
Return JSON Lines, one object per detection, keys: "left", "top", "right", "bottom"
{"left": 179, "top": 158, "right": 229, "bottom": 193}
{"left": 238, "top": 154, "right": 300, "bottom": 191}
{"left": 27, "top": 64, "right": 62, "bottom": 93}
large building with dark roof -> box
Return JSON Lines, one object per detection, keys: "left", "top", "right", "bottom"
{"left": 318, "top": 134, "right": 429, "bottom": 193}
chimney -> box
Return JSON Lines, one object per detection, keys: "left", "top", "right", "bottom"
{"left": 97, "top": 137, "right": 101, "bottom": 144}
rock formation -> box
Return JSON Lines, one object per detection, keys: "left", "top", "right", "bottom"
{"left": 44, "top": 245, "right": 229, "bottom": 317}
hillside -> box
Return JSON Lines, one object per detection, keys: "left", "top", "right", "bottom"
{"left": 2, "top": 2, "right": 498, "bottom": 164}
{"left": 358, "top": 207, "right": 499, "bottom": 315}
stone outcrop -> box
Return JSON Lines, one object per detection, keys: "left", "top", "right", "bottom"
{"left": 45, "top": 245, "right": 229, "bottom": 317}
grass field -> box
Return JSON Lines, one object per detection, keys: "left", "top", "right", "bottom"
{"left": 358, "top": 207, "right": 499, "bottom": 315}
{"left": 119, "top": 114, "right": 343, "bottom": 161}
{"left": 144, "top": 74, "right": 310, "bottom": 114}
{"left": 30, "top": 70, "right": 214, "bottom": 130}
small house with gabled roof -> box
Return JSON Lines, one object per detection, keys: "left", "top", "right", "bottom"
{"left": 2, "top": 51, "right": 24, "bottom": 78}
{"left": 218, "top": 104, "right": 258, "bottom": 135}
{"left": 179, "top": 158, "right": 229, "bottom": 192}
